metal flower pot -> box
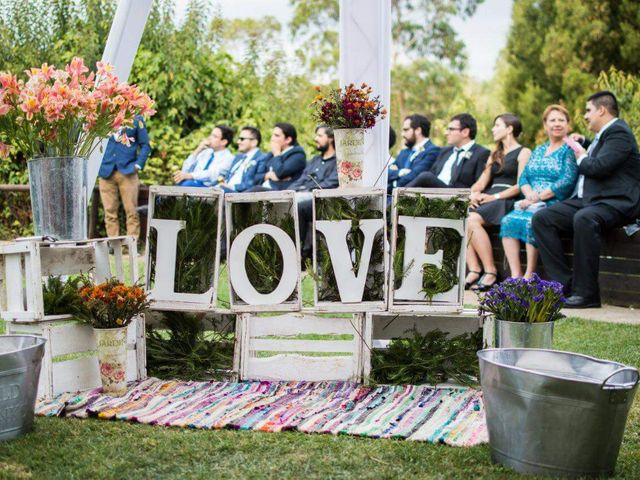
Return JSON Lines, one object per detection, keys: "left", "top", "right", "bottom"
{"left": 494, "top": 318, "right": 554, "bottom": 349}
{"left": 334, "top": 128, "right": 365, "bottom": 188}
{"left": 0, "top": 335, "right": 46, "bottom": 441}
{"left": 93, "top": 327, "right": 128, "bottom": 397}
{"left": 27, "top": 156, "right": 88, "bottom": 240}
{"left": 478, "top": 348, "right": 639, "bottom": 478}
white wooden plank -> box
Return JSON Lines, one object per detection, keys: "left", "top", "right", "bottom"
{"left": 112, "top": 240, "right": 125, "bottom": 281}
{"left": 0, "top": 243, "right": 31, "bottom": 254}
{"left": 244, "top": 355, "right": 356, "bottom": 381}
{"left": 225, "top": 190, "right": 295, "bottom": 203}
{"left": 370, "top": 313, "right": 481, "bottom": 340}
{"left": 5, "top": 253, "right": 25, "bottom": 312}
{"left": 52, "top": 356, "right": 100, "bottom": 395}
{"left": 248, "top": 314, "right": 358, "bottom": 336}
{"left": 313, "top": 187, "right": 385, "bottom": 198}
{"left": 49, "top": 323, "right": 96, "bottom": 357}
{"left": 94, "top": 241, "right": 111, "bottom": 282}
{"left": 311, "top": 302, "right": 387, "bottom": 313}
{"left": 150, "top": 185, "right": 221, "bottom": 197}
{"left": 250, "top": 339, "right": 355, "bottom": 353}
{"left": 39, "top": 246, "right": 95, "bottom": 277}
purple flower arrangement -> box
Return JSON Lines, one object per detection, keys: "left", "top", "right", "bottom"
{"left": 478, "top": 274, "right": 566, "bottom": 323}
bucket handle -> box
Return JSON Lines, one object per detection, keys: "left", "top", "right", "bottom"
{"left": 601, "top": 367, "right": 640, "bottom": 390}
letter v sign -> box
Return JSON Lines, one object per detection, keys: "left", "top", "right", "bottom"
{"left": 315, "top": 219, "right": 384, "bottom": 303}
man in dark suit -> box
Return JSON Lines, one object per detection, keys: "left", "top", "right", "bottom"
{"left": 406, "top": 113, "right": 489, "bottom": 189}
{"left": 217, "top": 126, "right": 267, "bottom": 193}
{"left": 98, "top": 114, "right": 151, "bottom": 240}
{"left": 533, "top": 91, "right": 640, "bottom": 308}
{"left": 387, "top": 114, "right": 440, "bottom": 193}
{"left": 252, "top": 122, "right": 307, "bottom": 191}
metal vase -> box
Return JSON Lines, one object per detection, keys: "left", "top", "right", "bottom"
{"left": 494, "top": 319, "right": 554, "bottom": 349}
{"left": 0, "top": 335, "right": 46, "bottom": 441}
{"left": 93, "top": 327, "right": 128, "bottom": 397}
{"left": 27, "top": 156, "right": 88, "bottom": 240}
{"left": 334, "top": 128, "right": 365, "bottom": 188}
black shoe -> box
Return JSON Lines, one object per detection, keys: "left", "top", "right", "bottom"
{"left": 564, "top": 295, "right": 601, "bottom": 309}
{"left": 464, "top": 270, "right": 482, "bottom": 290}
{"left": 472, "top": 272, "right": 498, "bottom": 292}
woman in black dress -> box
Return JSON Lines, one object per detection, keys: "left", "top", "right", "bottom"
{"left": 465, "top": 113, "right": 531, "bottom": 291}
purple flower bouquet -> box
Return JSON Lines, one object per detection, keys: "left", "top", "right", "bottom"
{"left": 478, "top": 274, "right": 566, "bottom": 323}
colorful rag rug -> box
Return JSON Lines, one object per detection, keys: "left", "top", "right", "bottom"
{"left": 36, "top": 378, "right": 488, "bottom": 447}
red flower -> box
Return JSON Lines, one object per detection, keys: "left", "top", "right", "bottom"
{"left": 100, "top": 362, "right": 113, "bottom": 377}
{"left": 351, "top": 167, "right": 363, "bottom": 179}
{"left": 340, "top": 161, "right": 353, "bottom": 175}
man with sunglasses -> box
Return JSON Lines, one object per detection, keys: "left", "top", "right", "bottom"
{"left": 217, "top": 126, "right": 267, "bottom": 193}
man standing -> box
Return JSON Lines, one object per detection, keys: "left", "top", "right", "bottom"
{"left": 292, "top": 126, "right": 338, "bottom": 257}
{"left": 407, "top": 113, "right": 489, "bottom": 189}
{"left": 387, "top": 114, "right": 440, "bottom": 193}
{"left": 99, "top": 114, "right": 151, "bottom": 240}
{"left": 173, "top": 125, "right": 234, "bottom": 187}
{"left": 217, "top": 126, "right": 267, "bottom": 193}
{"left": 533, "top": 91, "right": 640, "bottom": 308}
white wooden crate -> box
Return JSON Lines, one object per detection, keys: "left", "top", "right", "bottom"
{"left": 144, "top": 186, "right": 223, "bottom": 312}
{"left": 6, "top": 315, "right": 146, "bottom": 399}
{"left": 225, "top": 191, "right": 301, "bottom": 312}
{"left": 311, "top": 188, "right": 388, "bottom": 312}
{"left": 388, "top": 188, "right": 469, "bottom": 313}
{"left": 0, "top": 236, "right": 137, "bottom": 323}
{"left": 362, "top": 310, "right": 482, "bottom": 382}
{"left": 235, "top": 313, "right": 365, "bottom": 382}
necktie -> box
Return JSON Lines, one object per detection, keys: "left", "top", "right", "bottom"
{"left": 575, "top": 134, "right": 599, "bottom": 199}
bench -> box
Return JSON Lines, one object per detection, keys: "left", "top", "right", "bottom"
{"left": 488, "top": 227, "right": 640, "bottom": 308}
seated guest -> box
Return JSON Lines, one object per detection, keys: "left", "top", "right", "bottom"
{"left": 252, "top": 122, "right": 306, "bottom": 191}
{"left": 173, "top": 125, "right": 234, "bottom": 187}
{"left": 293, "top": 125, "right": 338, "bottom": 258}
{"left": 500, "top": 105, "right": 578, "bottom": 280}
{"left": 466, "top": 114, "right": 531, "bottom": 291}
{"left": 406, "top": 113, "right": 489, "bottom": 189}
{"left": 387, "top": 114, "right": 440, "bottom": 193}
{"left": 217, "top": 126, "right": 267, "bottom": 193}
{"left": 533, "top": 91, "right": 640, "bottom": 308}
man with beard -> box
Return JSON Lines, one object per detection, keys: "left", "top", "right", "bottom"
{"left": 293, "top": 125, "right": 338, "bottom": 260}
{"left": 387, "top": 114, "right": 440, "bottom": 193}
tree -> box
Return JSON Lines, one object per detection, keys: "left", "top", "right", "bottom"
{"left": 502, "top": 0, "right": 640, "bottom": 145}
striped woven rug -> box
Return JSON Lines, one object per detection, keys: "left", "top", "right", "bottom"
{"left": 36, "top": 378, "right": 488, "bottom": 447}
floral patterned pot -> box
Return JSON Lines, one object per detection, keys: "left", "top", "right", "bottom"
{"left": 334, "top": 128, "right": 365, "bottom": 187}
{"left": 93, "top": 326, "right": 128, "bottom": 397}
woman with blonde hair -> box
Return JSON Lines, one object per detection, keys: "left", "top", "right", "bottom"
{"left": 499, "top": 104, "right": 578, "bottom": 279}
{"left": 465, "top": 113, "right": 531, "bottom": 291}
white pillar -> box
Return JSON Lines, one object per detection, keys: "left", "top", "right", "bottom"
{"left": 87, "top": 0, "right": 153, "bottom": 193}
{"left": 339, "top": 0, "right": 391, "bottom": 188}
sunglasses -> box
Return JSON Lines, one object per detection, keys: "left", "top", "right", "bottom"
{"left": 238, "top": 137, "right": 255, "bottom": 142}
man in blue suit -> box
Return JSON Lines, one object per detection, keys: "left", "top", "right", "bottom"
{"left": 217, "top": 126, "right": 267, "bottom": 193}
{"left": 387, "top": 114, "right": 440, "bottom": 193}
{"left": 98, "top": 115, "right": 151, "bottom": 240}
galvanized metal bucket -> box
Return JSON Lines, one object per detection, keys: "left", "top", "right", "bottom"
{"left": 0, "top": 335, "right": 46, "bottom": 441}
{"left": 28, "top": 156, "right": 88, "bottom": 240}
{"left": 478, "top": 348, "right": 639, "bottom": 478}
{"left": 494, "top": 319, "right": 554, "bottom": 348}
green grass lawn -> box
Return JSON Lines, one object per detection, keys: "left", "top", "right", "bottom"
{"left": 0, "top": 318, "right": 638, "bottom": 480}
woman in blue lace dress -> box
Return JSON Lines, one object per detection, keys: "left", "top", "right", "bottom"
{"left": 500, "top": 105, "right": 578, "bottom": 279}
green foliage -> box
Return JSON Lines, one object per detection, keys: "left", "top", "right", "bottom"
{"left": 502, "top": 0, "right": 640, "bottom": 145}
{"left": 312, "top": 196, "right": 385, "bottom": 302}
{"left": 148, "top": 194, "right": 219, "bottom": 294}
{"left": 42, "top": 275, "right": 83, "bottom": 315}
{"left": 371, "top": 328, "right": 483, "bottom": 386}
{"left": 230, "top": 200, "right": 296, "bottom": 298}
{"left": 393, "top": 194, "right": 468, "bottom": 300}
{"left": 596, "top": 68, "right": 640, "bottom": 140}
{"left": 146, "top": 311, "right": 235, "bottom": 381}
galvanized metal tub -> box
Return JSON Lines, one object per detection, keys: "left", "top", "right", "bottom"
{"left": 28, "top": 156, "right": 88, "bottom": 240}
{"left": 478, "top": 348, "right": 639, "bottom": 478}
{"left": 0, "top": 335, "right": 46, "bottom": 441}
{"left": 494, "top": 319, "right": 554, "bottom": 348}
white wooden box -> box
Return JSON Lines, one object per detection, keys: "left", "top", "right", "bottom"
{"left": 362, "top": 310, "right": 482, "bottom": 382}
{"left": 235, "top": 313, "right": 365, "bottom": 382}
{"left": 144, "top": 186, "right": 223, "bottom": 312}
{"left": 312, "top": 188, "right": 387, "bottom": 312}
{"left": 0, "top": 236, "right": 137, "bottom": 323}
{"left": 6, "top": 315, "right": 146, "bottom": 399}
{"left": 225, "top": 191, "right": 301, "bottom": 312}
{"left": 388, "top": 188, "right": 469, "bottom": 313}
